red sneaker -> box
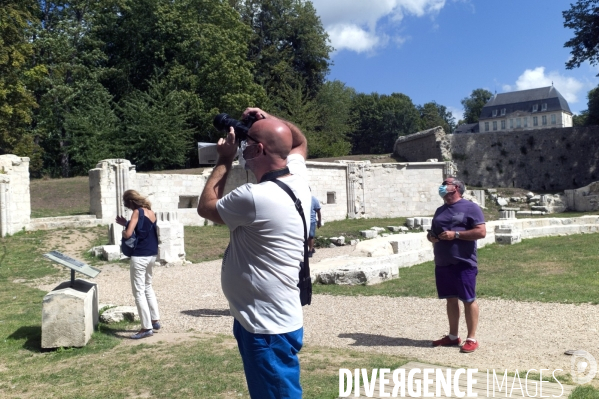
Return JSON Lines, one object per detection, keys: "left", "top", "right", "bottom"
{"left": 460, "top": 339, "right": 479, "bottom": 353}
{"left": 432, "top": 335, "right": 461, "bottom": 347}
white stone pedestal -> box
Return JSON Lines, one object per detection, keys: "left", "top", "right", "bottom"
{"left": 42, "top": 279, "right": 99, "bottom": 348}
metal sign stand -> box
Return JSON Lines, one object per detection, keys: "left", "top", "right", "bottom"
{"left": 43, "top": 251, "right": 101, "bottom": 286}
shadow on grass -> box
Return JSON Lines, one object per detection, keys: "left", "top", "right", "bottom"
{"left": 339, "top": 333, "right": 430, "bottom": 348}
{"left": 181, "top": 308, "right": 231, "bottom": 317}
{"left": 8, "top": 325, "right": 42, "bottom": 352}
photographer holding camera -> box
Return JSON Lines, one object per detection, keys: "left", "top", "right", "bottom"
{"left": 198, "top": 107, "right": 311, "bottom": 399}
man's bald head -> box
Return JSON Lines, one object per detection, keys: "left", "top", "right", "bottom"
{"left": 248, "top": 119, "right": 292, "bottom": 160}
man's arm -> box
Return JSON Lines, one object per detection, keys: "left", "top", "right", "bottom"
{"left": 316, "top": 209, "right": 322, "bottom": 228}
{"left": 242, "top": 107, "right": 308, "bottom": 158}
{"left": 197, "top": 128, "right": 237, "bottom": 225}
{"left": 438, "top": 223, "right": 486, "bottom": 241}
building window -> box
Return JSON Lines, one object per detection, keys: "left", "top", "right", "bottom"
{"left": 523, "top": 117, "right": 528, "bottom": 127}
{"left": 542, "top": 115, "right": 547, "bottom": 125}
{"left": 532, "top": 104, "right": 538, "bottom": 112}
{"left": 492, "top": 109, "right": 497, "bottom": 117}
{"left": 327, "top": 191, "right": 336, "bottom": 204}
{"left": 485, "top": 122, "right": 489, "bottom": 131}
{"left": 533, "top": 116, "right": 538, "bottom": 126}
{"left": 509, "top": 119, "right": 513, "bottom": 128}
{"left": 501, "top": 108, "right": 506, "bottom": 116}
{"left": 493, "top": 121, "right": 497, "bottom": 130}
{"left": 501, "top": 120, "right": 506, "bottom": 129}
{"left": 178, "top": 196, "right": 199, "bottom": 209}
{"left": 542, "top": 103, "right": 547, "bottom": 111}
{"left": 551, "top": 114, "right": 556, "bottom": 124}
{"left": 516, "top": 118, "right": 521, "bottom": 128}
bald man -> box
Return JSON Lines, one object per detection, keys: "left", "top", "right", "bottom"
{"left": 198, "top": 108, "right": 310, "bottom": 399}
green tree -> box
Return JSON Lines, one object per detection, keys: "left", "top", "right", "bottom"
{"left": 30, "top": 0, "right": 111, "bottom": 177}
{"left": 95, "top": 0, "right": 266, "bottom": 146}
{"left": 309, "top": 80, "right": 355, "bottom": 158}
{"left": 118, "top": 76, "right": 194, "bottom": 171}
{"left": 460, "top": 88, "right": 493, "bottom": 124}
{"left": 0, "top": 1, "right": 44, "bottom": 163}
{"left": 563, "top": 0, "right": 599, "bottom": 75}
{"left": 417, "top": 101, "right": 456, "bottom": 133}
{"left": 586, "top": 85, "right": 599, "bottom": 125}
{"left": 233, "top": 0, "right": 332, "bottom": 105}
{"left": 63, "top": 82, "right": 121, "bottom": 175}
{"left": 349, "top": 93, "right": 420, "bottom": 155}
{"left": 573, "top": 110, "right": 588, "bottom": 126}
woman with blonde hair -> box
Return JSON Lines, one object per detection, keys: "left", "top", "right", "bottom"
{"left": 116, "top": 189, "right": 161, "bottom": 339}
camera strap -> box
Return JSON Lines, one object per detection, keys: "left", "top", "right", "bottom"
{"left": 268, "top": 178, "right": 312, "bottom": 306}
{"left": 259, "top": 167, "right": 290, "bottom": 183}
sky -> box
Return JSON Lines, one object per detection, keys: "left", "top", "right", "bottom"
{"left": 310, "top": 0, "right": 599, "bottom": 120}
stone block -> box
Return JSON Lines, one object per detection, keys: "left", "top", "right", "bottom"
{"left": 99, "top": 306, "right": 139, "bottom": 324}
{"left": 495, "top": 233, "right": 522, "bottom": 245}
{"left": 499, "top": 210, "right": 516, "bottom": 220}
{"left": 405, "top": 218, "right": 415, "bottom": 228}
{"left": 360, "top": 230, "right": 378, "bottom": 238}
{"left": 330, "top": 236, "right": 345, "bottom": 246}
{"left": 370, "top": 227, "right": 386, "bottom": 232}
{"left": 496, "top": 197, "right": 508, "bottom": 206}
{"left": 102, "top": 245, "right": 121, "bottom": 261}
{"left": 42, "top": 279, "right": 98, "bottom": 348}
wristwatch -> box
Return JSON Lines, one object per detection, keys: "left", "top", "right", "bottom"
{"left": 455, "top": 231, "right": 460, "bottom": 239}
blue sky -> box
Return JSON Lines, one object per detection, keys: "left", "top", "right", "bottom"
{"left": 310, "top": 0, "right": 599, "bottom": 120}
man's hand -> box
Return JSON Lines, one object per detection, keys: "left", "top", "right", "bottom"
{"left": 217, "top": 127, "right": 238, "bottom": 163}
{"left": 438, "top": 231, "right": 458, "bottom": 241}
{"left": 427, "top": 232, "right": 440, "bottom": 243}
{"left": 242, "top": 107, "right": 268, "bottom": 121}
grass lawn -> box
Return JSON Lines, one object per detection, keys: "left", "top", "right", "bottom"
{"left": 0, "top": 229, "right": 412, "bottom": 399}
{"left": 30, "top": 176, "right": 90, "bottom": 218}
{"left": 2, "top": 226, "right": 599, "bottom": 396}
{"left": 314, "top": 233, "right": 599, "bottom": 304}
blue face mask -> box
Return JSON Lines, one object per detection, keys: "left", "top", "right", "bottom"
{"left": 438, "top": 185, "right": 448, "bottom": 198}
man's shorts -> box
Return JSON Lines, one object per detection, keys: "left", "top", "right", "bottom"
{"left": 233, "top": 319, "right": 303, "bottom": 399}
{"left": 435, "top": 262, "right": 478, "bottom": 302}
{"left": 309, "top": 221, "right": 316, "bottom": 238}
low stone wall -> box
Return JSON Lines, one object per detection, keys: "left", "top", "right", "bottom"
{"left": 311, "top": 215, "right": 599, "bottom": 285}
{"left": 564, "top": 181, "right": 599, "bottom": 212}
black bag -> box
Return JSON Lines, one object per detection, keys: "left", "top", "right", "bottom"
{"left": 121, "top": 208, "right": 145, "bottom": 257}
{"left": 271, "top": 180, "right": 312, "bottom": 306}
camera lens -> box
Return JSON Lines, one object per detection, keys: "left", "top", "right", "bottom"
{"left": 212, "top": 113, "right": 249, "bottom": 141}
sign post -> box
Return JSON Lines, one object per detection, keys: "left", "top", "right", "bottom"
{"left": 43, "top": 251, "right": 101, "bottom": 286}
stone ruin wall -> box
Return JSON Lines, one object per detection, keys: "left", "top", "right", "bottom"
{"left": 0, "top": 155, "right": 30, "bottom": 236}
{"left": 89, "top": 158, "right": 445, "bottom": 226}
{"left": 394, "top": 125, "right": 599, "bottom": 192}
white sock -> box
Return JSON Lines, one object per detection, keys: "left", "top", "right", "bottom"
{"left": 448, "top": 334, "right": 459, "bottom": 340}
{"left": 466, "top": 338, "right": 477, "bottom": 342}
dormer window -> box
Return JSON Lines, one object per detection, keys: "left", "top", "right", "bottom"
{"left": 532, "top": 104, "right": 538, "bottom": 112}
{"left": 492, "top": 110, "right": 497, "bottom": 117}
{"left": 541, "top": 103, "right": 547, "bottom": 111}
{"left": 501, "top": 108, "right": 506, "bottom": 116}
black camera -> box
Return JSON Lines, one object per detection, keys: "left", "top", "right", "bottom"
{"left": 213, "top": 113, "right": 258, "bottom": 141}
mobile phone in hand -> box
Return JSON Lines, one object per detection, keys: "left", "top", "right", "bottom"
{"left": 427, "top": 229, "right": 438, "bottom": 239}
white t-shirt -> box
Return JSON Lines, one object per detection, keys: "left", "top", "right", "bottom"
{"left": 217, "top": 154, "right": 311, "bottom": 334}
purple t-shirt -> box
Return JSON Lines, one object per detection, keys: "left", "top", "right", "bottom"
{"left": 431, "top": 199, "right": 485, "bottom": 267}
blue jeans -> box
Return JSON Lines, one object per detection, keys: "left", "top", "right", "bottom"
{"left": 233, "top": 319, "right": 303, "bottom": 399}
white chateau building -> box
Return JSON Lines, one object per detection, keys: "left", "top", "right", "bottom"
{"left": 478, "top": 86, "right": 573, "bottom": 133}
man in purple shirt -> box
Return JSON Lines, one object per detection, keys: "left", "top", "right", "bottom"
{"left": 427, "top": 176, "right": 486, "bottom": 353}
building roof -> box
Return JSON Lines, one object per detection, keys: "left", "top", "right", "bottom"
{"left": 479, "top": 86, "right": 571, "bottom": 120}
{"left": 454, "top": 123, "right": 479, "bottom": 134}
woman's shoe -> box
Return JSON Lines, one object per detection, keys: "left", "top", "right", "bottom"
{"left": 130, "top": 330, "right": 153, "bottom": 339}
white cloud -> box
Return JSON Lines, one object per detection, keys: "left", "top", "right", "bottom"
{"left": 447, "top": 105, "right": 464, "bottom": 122}
{"left": 311, "top": 0, "right": 447, "bottom": 53}
{"left": 502, "top": 67, "right": 584, "bottom": 104}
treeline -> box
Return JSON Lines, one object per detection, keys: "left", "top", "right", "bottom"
{"left": 1, "top": 0, "right": 456, "bottom": 177}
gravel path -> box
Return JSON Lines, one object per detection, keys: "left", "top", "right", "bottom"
{"left": 37, "top": 246, "right": 597, "bottom": 373}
